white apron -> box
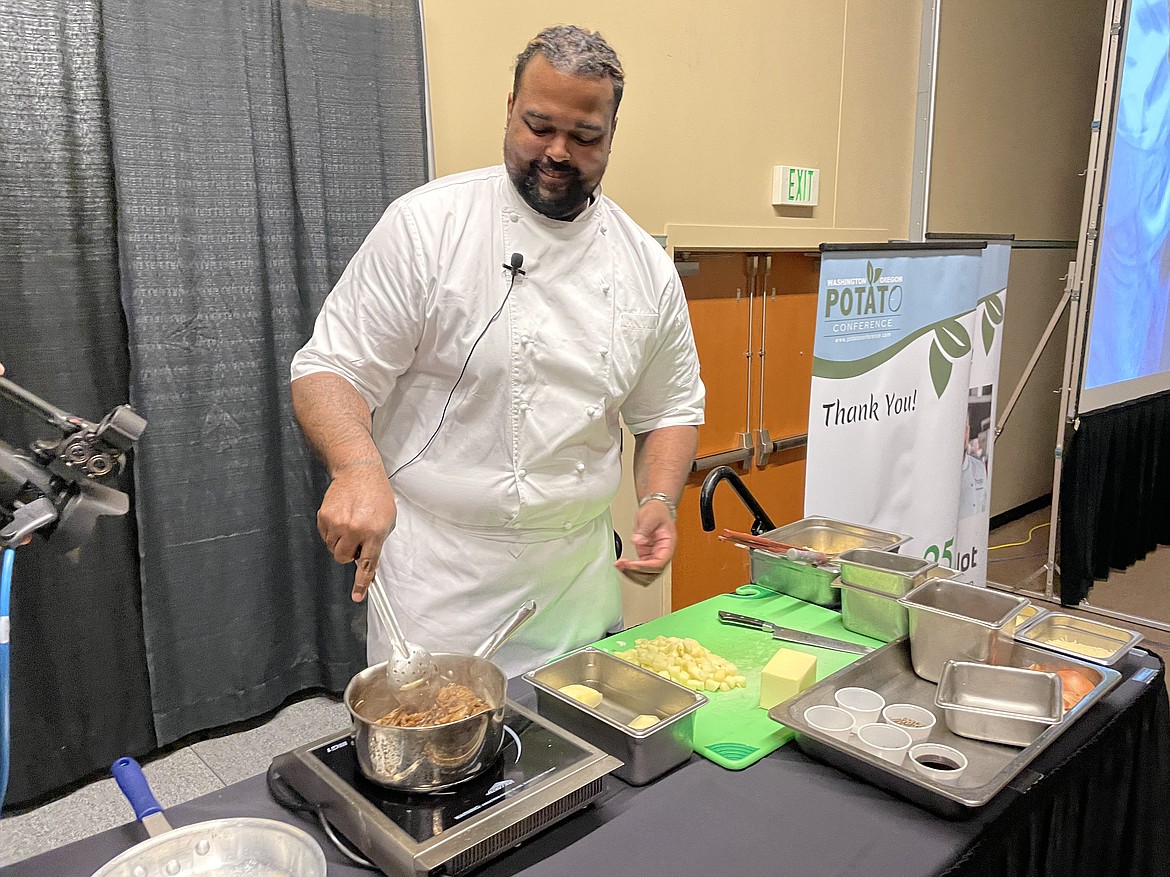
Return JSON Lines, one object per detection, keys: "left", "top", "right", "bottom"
{"left": 370, "top": 495, "right": 622, "bottom": 678}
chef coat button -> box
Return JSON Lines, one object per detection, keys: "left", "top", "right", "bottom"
{"left": 520, "top": 402, "right": 532, "bottom": 412}
{"left": 563, "top": 522, "right": 572, "bottom": 530}
{"left": 600, "top": 347, "right": 609, "bottom": 358}
{"left": 521, "top": 334, "right": 533, "bottom": 346}
{"left": 602, "top": 283, "right": 610, "bottom": 294}
{"left": 510, "top": 213, "right": 519, "bottom": 223}
{"left": 575, "top": 461, "right": 586, "bottom": 473}
{"left": 518, "top": 468, "right": 527, "bottom": 479}
{"left": 586, "top": 406, "right": 597, "bottom": 417}
{"left": 600, "top": 225, "right": 608, "bottom": 234}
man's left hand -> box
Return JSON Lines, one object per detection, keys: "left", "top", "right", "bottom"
{"left": 614, "top": 501, "right": 676, "bottom": 584}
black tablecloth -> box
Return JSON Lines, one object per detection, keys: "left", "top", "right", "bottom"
{"left": 5, "top": 650, "right": 1167, "bottom": 877}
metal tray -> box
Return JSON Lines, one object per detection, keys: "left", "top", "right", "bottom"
{"left": 899, "top": 578, "right": 1029, "bottom": 682}
{"left": 837, "top": 549, "right": 937, "bottom": 594}
{"left": 762, "top": 516, "right": 910, "bottom": 557}
{"left": 1015, "top": 611, "right": 1143, "bottom": 666}
{"left": 750, "top": 517, "right": 909, "bottom": 607}
{"left": 836, "top": 549, "right": 938, "bottom": 642}
{"left": 524, "top": 647, "right": 707, "bottom": 786}
{"left": 772, "top": 636, "right": 1122, "bottom": 818}
{"left": 935, "top": 661, "right": 1063, "bottom": 746}
{"left": 1013, "top": 603, "right": 1049, "bottom": 629}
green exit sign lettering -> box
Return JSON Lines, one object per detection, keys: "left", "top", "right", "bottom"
{"left": 771, "top": 165, "right": 820, "bottom": 207}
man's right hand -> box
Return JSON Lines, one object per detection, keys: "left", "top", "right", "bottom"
{"left": 318, "top": 464, "right": 397, "bottom": 602}
{"left": 292, "top": 371, "right": 401, "bottom": 603}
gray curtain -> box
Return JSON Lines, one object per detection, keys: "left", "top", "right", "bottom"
{"left": 100, "top": 0, "right": 428, "bottom": 743}
{"left": 0, "top": 0, "right": 157, "bottom": 807}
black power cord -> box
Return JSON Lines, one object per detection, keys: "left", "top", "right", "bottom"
{"left": 265, "top": 762, "right": 378, "bottom": 869}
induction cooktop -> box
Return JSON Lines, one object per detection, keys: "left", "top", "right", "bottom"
{"left": 271, "top": 699, "right": 621, "bottom": 876}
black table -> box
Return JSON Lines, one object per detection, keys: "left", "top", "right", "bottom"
{"left": 5, "top": 649, "right": 1167, "bottom": 877}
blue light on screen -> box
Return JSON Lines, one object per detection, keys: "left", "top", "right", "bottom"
{"left": 1084, "top": 0, "right": 1170, "bottom": 392}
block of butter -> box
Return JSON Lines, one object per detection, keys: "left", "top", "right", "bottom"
{"left": 759, "top": 648, "right": 818, "bottom": 710}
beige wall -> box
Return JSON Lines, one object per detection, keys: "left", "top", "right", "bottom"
{"left": 422, "top": 1, "right": 922, "bottom": 250}
{"left": 929, "top": 0, "right": 1105, "bottom": 239}
{"left": 928, "top": 0, "right": 1107, "bottom": 515}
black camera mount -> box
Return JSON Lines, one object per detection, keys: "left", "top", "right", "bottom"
{"left": 0, "top": 376, "right": 146, "bottom": 554}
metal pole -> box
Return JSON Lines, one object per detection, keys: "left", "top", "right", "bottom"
{"left": 995, "top": 280, "right": 1072, "bottom": 439}
{"left": 908, "top": 0, "right": 941, "bottom": 241}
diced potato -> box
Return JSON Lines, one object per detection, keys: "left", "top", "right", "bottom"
{"left": 558, "top": 684, "right": 603, "bottom": 708}
{"left": 629, "top": 714, "right": 660, "bottom": 730}
{"left": 612, "top": 637, "right": 746, "bottom": 692}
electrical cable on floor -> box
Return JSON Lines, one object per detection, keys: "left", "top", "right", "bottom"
{"left": 1, "top": 546, "right": 14, "bottom": 816}
{"left": 989, "top": 521, "right": 1050, "bottom": 551}
{"left": 989, "top": 551, "right": 1048, "bottom": 563}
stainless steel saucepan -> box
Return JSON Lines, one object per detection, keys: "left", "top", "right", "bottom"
{"left": 91, "top": 757, "right": 326, "bottom": 877}
{"left": 345, "top": 600, "right": 536, "bottom": 792}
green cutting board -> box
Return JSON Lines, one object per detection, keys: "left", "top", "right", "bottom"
{"left": 590, "top": 585, "right": 882, "bottom": 770}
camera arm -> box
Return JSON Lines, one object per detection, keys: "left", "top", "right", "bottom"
{"left": 0, "top": 376, "right": 144, "bottom": 553}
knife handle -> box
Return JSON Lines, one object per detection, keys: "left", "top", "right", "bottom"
{"left": 717, "top": 610, "right": 770, "bottom": 630}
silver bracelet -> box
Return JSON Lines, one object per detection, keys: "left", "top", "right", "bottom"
{"left": 638, "top": 492, "right": 677, "bottom": 519}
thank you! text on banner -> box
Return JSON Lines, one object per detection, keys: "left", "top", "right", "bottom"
{"left": 804, "top": 246, "right": 985, "bottom": 564}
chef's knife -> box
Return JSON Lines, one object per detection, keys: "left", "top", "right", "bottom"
{"left": 717, "top": 610, "right": 874, "bottom": 655}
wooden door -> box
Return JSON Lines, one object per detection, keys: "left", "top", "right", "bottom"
{"left": 673, "top": 253, "right": 754, "bottom": 608}
{"left": 672, "top": 250, "right": 820, "bottom": 610}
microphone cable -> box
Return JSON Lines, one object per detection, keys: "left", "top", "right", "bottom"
{"left": 389, "top": 256, "right": 525, "bottom": 479}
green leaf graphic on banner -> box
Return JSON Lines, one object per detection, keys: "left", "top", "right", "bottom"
{"left": 985, "top": 291, "right": 1005, "bottom": 324}
{"left": 867, "top": 261, "right": 883, "bottom": 286}
{"left": 982, "top": 311, "right": 996, "bottom": 354}
{"left": 813, "top": 307, "right": 979, "bottom": 379}
{"left": 929, "top": 341, "right": 952, "bottom": 397}
{"left": 934, "top": 320, "right": 971, "bottom": 359}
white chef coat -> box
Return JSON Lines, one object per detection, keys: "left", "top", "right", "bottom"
{"left": 291, "top": 165, "right": 705, "bottom": 676}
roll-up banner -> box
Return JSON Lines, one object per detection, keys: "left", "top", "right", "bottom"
{"left": 940, "top": 237, "right": 1012, "bottom": 586}
{"left": 804, "top": 241, "right": 991, "bottom": 576}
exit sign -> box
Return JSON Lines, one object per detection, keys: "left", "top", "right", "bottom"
{"left": 772, "top": 165, "right": 820, "bottom": 207}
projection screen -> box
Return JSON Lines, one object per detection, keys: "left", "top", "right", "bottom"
{"left": 1077, "top": 0, "right": 1170, "bottom": 413}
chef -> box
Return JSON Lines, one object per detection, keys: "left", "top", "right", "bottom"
{"left": 290, "top": 25, "right": 705, "bottom": 676}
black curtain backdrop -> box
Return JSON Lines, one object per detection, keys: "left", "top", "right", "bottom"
{"left": 101, "top": 0, "right": 428, "bottom": 745}
{"left": 0, "top": 0, "right": 158, "bottom": 808}
{"left": 1060, "top": 390, "right": 1170, "bottom": 605}
{"left": 1, "top": 0, "right": 427, "bottom": 804}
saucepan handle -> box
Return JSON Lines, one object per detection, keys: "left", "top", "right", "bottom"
{"left": 111, "top": 756, "right": 174, "bottom": 837}
{"left": 474, "top": 600, "right": 537, "bottom": 659}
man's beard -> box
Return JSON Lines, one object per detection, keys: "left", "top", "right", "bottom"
{"left": 508, "top": 159, "right": 591, "bottom": 220}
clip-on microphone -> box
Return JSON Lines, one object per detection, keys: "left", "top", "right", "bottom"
{"left": 503, "top": 252, "right": 526, "bottom": 278}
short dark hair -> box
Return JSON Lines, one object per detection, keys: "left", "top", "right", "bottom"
{"left": 513, "top": 25, "right": 625, "bottom": 116}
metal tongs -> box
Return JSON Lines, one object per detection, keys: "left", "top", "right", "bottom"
{"left": 717, "top": 529, "right": 831, "bottom": 566}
